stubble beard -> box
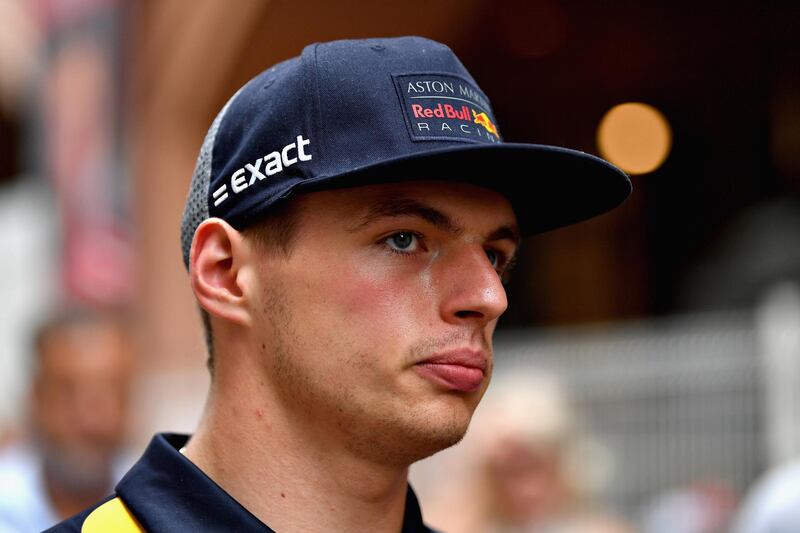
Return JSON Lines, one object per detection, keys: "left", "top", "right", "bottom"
{"left": 262, "top": 283, "right": 475, "bottom": 468}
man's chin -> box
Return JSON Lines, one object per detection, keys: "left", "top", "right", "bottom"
{"left": 388, "top": 409, "right": 474, "bottom": 465}
{"left": 342, "top": 404, "right": 472, "bottom": 467}
{"left": 404, "top": 394, "right": 480, "bottom": 459}
{"left": 407, "top": 425, "right": 468, "bottom": 462}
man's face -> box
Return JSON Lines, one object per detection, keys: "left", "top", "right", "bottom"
{"left": 33, "top": 321, "right": 131, "bottom": 489}
{"left": 249, "top": 181, "right": 518, "bottom": 466}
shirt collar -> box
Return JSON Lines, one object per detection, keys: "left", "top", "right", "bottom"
{"left": 116, "top": 433, "right": 436, "bottom": 532}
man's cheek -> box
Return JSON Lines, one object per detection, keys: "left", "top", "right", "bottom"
{"left": 336, "top": 264, "right": 421, "bottom": 318}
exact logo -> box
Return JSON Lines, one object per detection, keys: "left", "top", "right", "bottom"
{"left": 212, "top": 135, "right": 312, "bottom": 207}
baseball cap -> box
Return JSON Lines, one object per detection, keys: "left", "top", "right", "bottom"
{"left": 181, "top": 36, "right": 631, "bottom": 267}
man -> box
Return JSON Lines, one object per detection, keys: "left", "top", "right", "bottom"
{"left": 0, "top": 310, "right": 132, "bottom": 532}
{"left": 50, "top": 36, "right": 630, "bottom": 532}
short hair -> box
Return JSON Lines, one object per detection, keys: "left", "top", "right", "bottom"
{"left": 200, "top": 199, "right": 303, "bottom": 374}
{"left": 31, "top": 308, "right": 129, "bottom": 373}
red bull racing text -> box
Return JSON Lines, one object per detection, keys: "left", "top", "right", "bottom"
{"left": 394, "top": 73, "right": 502, "bottom": 144}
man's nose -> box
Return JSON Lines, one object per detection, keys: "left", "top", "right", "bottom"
{"left": 438, "top": 245, "right": 508, "bottom": 325}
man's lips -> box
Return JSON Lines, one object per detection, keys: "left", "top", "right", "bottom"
{"left": 413, "top": 349, "right": 488, "bottom": 393}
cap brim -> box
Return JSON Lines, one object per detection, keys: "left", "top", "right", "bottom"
{"left": 295, "top": 143, "right": 631, "bottom": 236}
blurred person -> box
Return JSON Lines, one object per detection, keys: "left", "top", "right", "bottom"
{"left": 0, "top": 0, "right": 40, "bottom": 113}
{"left": 0, "top": 309, "right": 133, "bottom": 532}
{"left": 423, "top": 373, "right": 633, "bottom": 533}
{"left": 48, "top": 37, "right": 630, "bottom": 532}
{"left": 640, "top": 480, "right": 737, "bottom": 533}
{"left": 731, "top": 460, "right": 800, "bottom": 533}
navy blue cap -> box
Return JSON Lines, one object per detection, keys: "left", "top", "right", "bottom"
{"left": 181, "top": 36, "right": 631, "bottom": 267}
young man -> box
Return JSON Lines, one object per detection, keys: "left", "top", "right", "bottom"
{"left": 50, "top": 36, "right": 630, "bottom": 532}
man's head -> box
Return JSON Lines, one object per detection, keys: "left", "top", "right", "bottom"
{"left": 31, "top": 310, "right": 132, "bottom": 491}
{"left": 180, "top": 36, "right": 629, "bottom": 463}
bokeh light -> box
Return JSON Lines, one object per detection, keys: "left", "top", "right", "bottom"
{"left": 597, "top": 102, "right": 672, "bottom": 175}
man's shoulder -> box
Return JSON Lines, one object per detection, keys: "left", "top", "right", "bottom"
{"left": 44, "top": 433, "right": 441, "bottom": 532}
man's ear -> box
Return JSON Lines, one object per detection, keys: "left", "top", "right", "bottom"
{"left": 190, "top": 218, "right": 253, "bottom": 328}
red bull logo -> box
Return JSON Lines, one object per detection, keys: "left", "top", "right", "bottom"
{"left": 411, "top": 103, "right": 471, "bottom": 121}
{"left": 472, "top": 110, "right": 499, "bottom": 137}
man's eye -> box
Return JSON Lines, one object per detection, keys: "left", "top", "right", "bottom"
{"left": 385, "top": 232, "right": 419, "bottom": 252}
{"left": 485, "top": 248, "right": 503, "bottom": 269}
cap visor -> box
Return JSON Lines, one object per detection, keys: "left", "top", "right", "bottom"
{"left": 296, "top": 143, "right": 631, "bottom": 236}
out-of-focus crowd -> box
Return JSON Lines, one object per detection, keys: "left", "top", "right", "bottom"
{"left": 410, "top": 370, "right": 800, "bottom": 533}
{"left": 2, "top": 311, "right": 799, "bottom": 531}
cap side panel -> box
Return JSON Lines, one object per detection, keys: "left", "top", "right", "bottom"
{"left": 180, "top": 90, "right": 241, "bottom": 269}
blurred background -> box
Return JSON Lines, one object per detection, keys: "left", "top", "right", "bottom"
{"left": 1, "top": 0, "right": 799, "bottom": 531}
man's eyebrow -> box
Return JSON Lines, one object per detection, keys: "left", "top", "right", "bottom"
{"left": 351, "top": 196, "right": 520, "bottom": 246}
{"left": 350, "top": 197, "right": 462, "bottom": 235}
{"left": 487, "top": 225, "right": 521, "bottom": 247}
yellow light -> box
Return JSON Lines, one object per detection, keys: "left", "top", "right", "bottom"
{"left": 597, "top": 102, "right": 672, "bottom": 175}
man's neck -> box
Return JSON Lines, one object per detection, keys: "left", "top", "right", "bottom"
{"left": 183, "top": 385, "right": 411, "bottom": 533}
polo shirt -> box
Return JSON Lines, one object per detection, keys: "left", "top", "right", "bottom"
{"left": 46, "top": 433, "right": 437, "bottom": 532}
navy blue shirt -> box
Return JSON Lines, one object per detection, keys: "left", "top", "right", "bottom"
{"left": 46, "top": 433, "right": 437, "bottom": 532}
